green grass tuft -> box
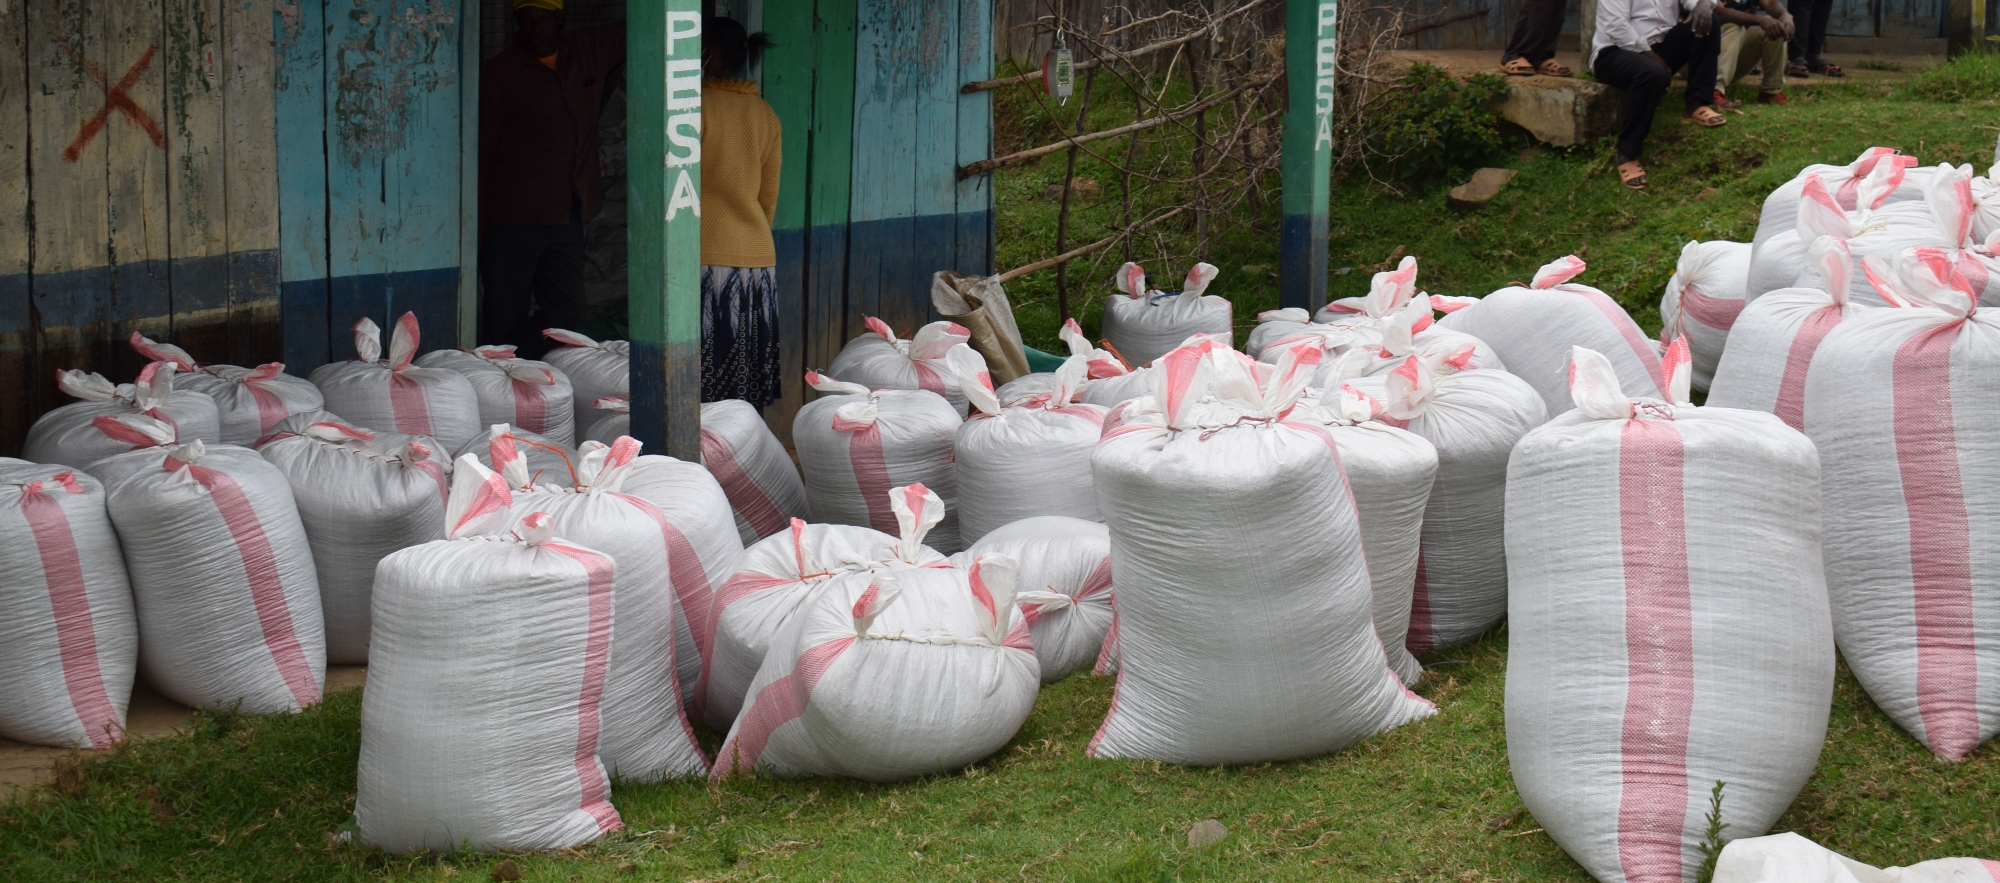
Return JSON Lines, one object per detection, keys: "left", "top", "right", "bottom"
{"left": 1897, "top": 51, "right": 2000, "bottom": 103}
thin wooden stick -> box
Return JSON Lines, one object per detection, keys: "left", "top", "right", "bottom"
{"left": 958, "top": 77, "right": 1271, "bottom": 179}
{"left": 1054, "top": 65, "right": 1097, "bottom": 324}
{"left": 994, "top": 204, "right": 1193, "bottom": 284}
{"left": 960, "top": 0, "right": 1276, "bottom": 93}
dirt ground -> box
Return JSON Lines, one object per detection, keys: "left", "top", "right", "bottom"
{"left": 0, "top": 665, "right": 368, "bottom": 802}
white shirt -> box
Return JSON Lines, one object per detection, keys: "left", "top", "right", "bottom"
{"left": 1590, "top": 0, "right": 1697, "bottom": 69}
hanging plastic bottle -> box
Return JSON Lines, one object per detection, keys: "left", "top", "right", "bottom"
{"left": 1043, "top": 28, "right": 1074, "bottom": 105}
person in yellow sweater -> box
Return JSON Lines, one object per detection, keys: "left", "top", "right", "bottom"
{"left": 700, "top": 18, "right": 782, "bottom": 407}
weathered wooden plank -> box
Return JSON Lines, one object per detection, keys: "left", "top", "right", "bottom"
{"left": 627, "top": 0, "right": 705, "bottom": 461}
{"left": 27, "top": 0, "right": 114, "bottom": 395}
{"left": 849, "top": 0, "right": 919, "bottom": 334}
{"left": 0, "top": 0, "right": 32, "bottom": 455}
{"left": 457, "top": 0, "right": 480, "bottom": 349}
{"left": 809, "top": 0, "right": 857, "bottom": 376}
{"left": 274, "top": 0, "right": 331, "bottom": 371}
{"left": 222, "top": 0, "right": 282, "bottom": 368}
{"left": 763, "top": 0, "right": 818, "bottom": 439}
{"left": 954, "top": 0, "right": 994, "bottom": 279}
{"left": 164, "top": 0, "right": 231, "bottom": 360}
{"left": 104, "top": 0, "right": 173, "bottom": 381}
{"left": 910, "top": 0, "right": 957, "bottom": 324}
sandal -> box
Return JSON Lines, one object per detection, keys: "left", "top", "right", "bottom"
{"left": 1536, "top": 59, "right": 1573, "bottom": 77}
{"left": 1501, "top": 57, "right": 1536, "bottom": 76}
{"left": 1786, "top": 61, "right": 1811, "bottom": 78}
{"left": 1713, "top": 90, "right": 1741, "bottom": 111}
{"left": 1618, "top": 161, "right": 1648, "bottom": 190}
{"left": 1683, "top": 105, "right": 1728, "bottom": 127}
{"left": 1810, "top": 61, "right": 1844, "bottom": 77}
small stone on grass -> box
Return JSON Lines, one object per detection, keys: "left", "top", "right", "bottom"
{"left": 491, "top": 858, "right": 523, "bottom": 882}
{"left": 1448, "top": 168, "right": 1520, "bottom": 212}
{"left": 1186, "top": 819, "right": 1228, "bottom": 849}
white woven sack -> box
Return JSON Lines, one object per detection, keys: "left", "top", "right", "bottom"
{"left": 1874, "top": 163, "right": 2000, "bottom": 308}
{"left": 1753, "top": 147, "right": 1924, "bottom": 246}
{"left": 1088, "top": 340, "right": 1434, "bottom": 764}
{"left": 1707, "top": 237, "right": 1868, "bottom": 430}
{"left": 1714, "top": 832, "right": 2000, "bottom": 883}
{"left": 1100, "top": 261, "right": 1232, "bottom": 368}
{"left": 357, "top": 459, "right": 624, "bottom": 853}
{"left": 1507, "top": 345, "right": 1834, "bottom": 883}
{"left": 258, "top": 418, "right": 448, "bottom": 664}
{"left": 712, "top": 541, "right": 1040, "bottom": 783}
{"left": 1803, "top": 263, "right": 2000, "bottom": 760}
{"left": 955, "top": 515, "right": 1113, "bottom": 683}
{"left": 702, "top": 487, "right": 950, "bottom": 730}
{"left": 86, "top": 416, "right": 325, "bottom": 714}
{"left": 542, "top": 329, "right": 630, "bottom": 435}
{"left": 25, "top": 362, "right": 221, "bottom": 469}
{"left": 1748, "top": 163, "right": 1934, "bottom": 302}
{"left": 0, "top": 461, "right": 137, "bottom": 749}
{"left": 1344, "top": 295, "right": 1504, "bottom": 381}
{"left": 309, "top": 314, "right": 480, "bottom": 453}
{"left": 1347, "top": 354, "right": 1548, "bottom": 652}
{"left": 1660, "top": 240, "right": 1754, "bottom": 392}
{"left": 997, "top": 318, "right": 1140, "bottom": 404}
{"left": 826, "top": 317, "right": 973, "bottom": 416}
{"left": 1290, "top": 382, "right": 1439, "bottom": 684}
{"left": 129, "top": 332, "right": 323, "bottom": 446}
{"left": 456, "top": 423, "right": 579, "bottom": 489}
{"left": 794, "top": 371, "right": 963, "bottom": 552}
{"left": 699, "top": 399, "right": 809, "bottom": 544}
{"left": 945, "top": 348, "right": 1107, "bottom": 545}
{"left": 1437, "top": 255, "right": 1666, "bottom": 416}
{"left": 414, "top": 346, "right": 577, "bottom": 447}
{"left": 495, "top": 437, "right": 710, "bottom": 782}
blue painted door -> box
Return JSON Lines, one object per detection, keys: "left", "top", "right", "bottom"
{"left": 1826, "top": 0, "right": 1947, "bottom": 37}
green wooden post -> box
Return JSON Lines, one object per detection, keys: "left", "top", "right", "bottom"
{"left": 627, "top": 1, "right": 704, "bottom": 461}
{"left": 1279, "top": 0, "right": 1337, "bottom": 312}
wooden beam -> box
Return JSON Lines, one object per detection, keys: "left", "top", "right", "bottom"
{"left": 1279, "top": 0, "right": 1336, "bottom": 312}
{"left": 626, "top": 1, "right": 705, "bottom": 462}
{"left": 959, "top": 0, "right": 1277, "bottom": 93}
{"left": 459, "top": 0, "right": 481, "bottom": 349}
{"left": 956, "top": 77, "right": 1272, "bottom": 178}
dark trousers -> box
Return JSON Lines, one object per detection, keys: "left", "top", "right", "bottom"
{"left": 1502, "top": 0, "right": 1569, "bottom": 65}
{"left": 1592, "top": 21, "right": 1720, "bottom": 162}
{"left": 478, "top": 215, "right": 586, "bottom": 360}
{"left": 1787, "top": 0, "right": 1832, "bottom": 64}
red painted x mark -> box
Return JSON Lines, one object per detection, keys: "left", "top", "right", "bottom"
{"left": 58, "top": 39, "right": 165, "bottom": 163}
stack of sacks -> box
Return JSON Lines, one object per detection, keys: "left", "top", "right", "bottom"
{"left": 1659, "top": 240, "right": 1754, "bottom": 392}
{"left": 956, "top": 516, "right": 1114, "bottom": 683}
{"left": 24, "top": 363, "right": 221, "bottom": 469}
{"left": 1715, "top": 832, "right": 2000, "bottom": 883}
{"left": 1707, "top": 237, "right": 1868, "bottom": 430}
{"left": 1314, "top": 255, "right": 1420, "bottom": 323}
{"left": 1437, "top": 255, "right": 1665, "bottom": 416}
{"left": 1100, "top": 261, "right": 1231, "bottom": 367}
{"left": 826, "top": 317, "right": 973, "bottom": 416}
{"left": 1346, "top": 353, "right": 1547, "bottom": 653}
{"left": 1088, "top": 340, "right": 1434, "bottom": 763}
{"left": 415, "top": 345, "right": 576, "bottom": 447}
{"left": 310, "top": 314, "right": 480, "bottom": 453}
{"left": 1893, "top": 163, "right": 2000, "bottom": 306}
{"left": 86, "top": 416, "right": 324, "bottom": 714}
{"left": 1747, "top": 163, "right": 1932, "bottom": 302}
{"left": 1508, "top": 345, "right": 1833, "bottom": 883}
{"left": 357, "top": 461, "right": 626, "bottom": 852}
{"left": 456, "top": 423, "right": 579, "bottom": 489}
{"left": 702, "top": 486, "right": 952, "bottom": 730}
{"left": 493, "top": 436, "right": 711, "bottom": 781}
{"left": 1351, "top": 295, "right": 1504, "bottom": 379}
{"left": 794, "top": 371, "right": 963, "bottom": 552}
{"left": 1078, "top": 329, "right": 1236, "bottom": 411}
{"left": 1804, "top": 254, "right": 2000, "bottom": 760}
{"left": 541, "top": 329, "right": 630, "bottom": 435}
{"left": 584, "top": 397, "right": 810, "bottom": 546}
{"left": 1286, "top": 381, "right": 1439, "bottom": 684}
{"left": 994, "top": 318, "right": 1133, "bottom": 403}
{"left": 713, "top": 511, "right": 1039, "bottom": 782}
{"left": 0, "top": 461, "right": 136, "bottom": 749}
{"left": 1240, "top": 258, "right": 1409, "bottom": 361}
{"left": 945, "top": 349, "right": 1107, "bottom": 545}
{"left": 129, "top": 333, "right": 323, "bottom": 445}
{"left": 257, "top": 418, "right": 448, "bottom": 664}
{"left": 1752, "top": 146, "right": 1922, "bottom": 247}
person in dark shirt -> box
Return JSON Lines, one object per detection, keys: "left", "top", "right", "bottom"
{"left": 478, "top": 0, "right": 626, "bottom": 358}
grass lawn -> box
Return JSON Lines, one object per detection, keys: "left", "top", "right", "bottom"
{"left": 7, "top": 57, "right": 2000, "bottom": 883}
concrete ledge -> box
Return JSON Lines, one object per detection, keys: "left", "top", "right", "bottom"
{"left": 1824, "top": 36, "right": 1950, "bottom": 56}
{"left": 1496, "top": 76, "right": 1622, "bottom": 147}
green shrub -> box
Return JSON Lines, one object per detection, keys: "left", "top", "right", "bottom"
{"left": 1898, "top": 51, "right": 2000, "bottom": 102}
{"left": 1365, "top": 63, "right": 1512, "bottom": 183}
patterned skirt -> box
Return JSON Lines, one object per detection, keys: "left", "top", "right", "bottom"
{"left": 701, "top": 264, "right": 781, "bottom": 407}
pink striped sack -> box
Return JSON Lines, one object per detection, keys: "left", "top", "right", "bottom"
{"left": 415, "top": 346, "right": 577, "bottom": 447}
{"left": 1351, "top": 296, "right": 1504, "bottom": 381}
{"left": 1748, "top": 163, "right": 1933, "bottom": 302}
{"left": 358, "top": 458, "right": 624, "bottom": 852}
{"left": 257, "top": 418, "right": 448, "bottom": 665}
{"left": 1660, "top": 240, "right": 1754, "bottom": 392}
{"left": 1100, "top": 261, "right": 1232, "bottom": 368}
{"left": 1716, "top": 832, "right": 2000, "bottom": 883}
{"left": 946, "top": 349, "right": 1107, "bottom": 545}
{"left": 1088, "top": 340, "right": 1434, "bottom": 764}
{"left": 1289, "top": 384, "right": 1440, "bottom": 685}
{"left": 1707, "top": 237, "right": 1867, "bottom": 430}
{"left": 1437, "top": 255, "right": 1667, "bottom": 416}
{"left": 1803, "top": 256, "right": 2000, "bottom": 760}
{"left": 1507, "top": 345, "right": 1834, "bottom": 883}
{"left": 495, "top": 436, "right": 711, "bottom": 782}
{"left": 309, "top": 314, "right": 480, "bottom": 454}
{"left": 541, "top": 329, "right": 630, "bottom": 437}
{"left": 1753, "top": 147, "right": 1924, "bottom": 247}
{"left": 712, "top": 547, "right": 1040, "bottom": 782}
{"left": 456, "top": 423, "right": 580, "bottom": 489}
{"left": 580, "top": 397, "right": 811, "bottom": 546}
{"left": 0, "top": 460, "right": 137, "bottom": 749}
{"left": 1346, "top": 354, "right": 1548, "bottom": 653}
{"left": 86, "top": 416, "right": 326, "bottom": 715}
{"left": 826, "top": 317, "right": 974, "bottom": 416}
{"left": 129, "top": 332, "right": 324, "bottom": 446}
{"left": 997, "top": 318, "right": 1137, "bottom": 403}
{"left": 25, "top": 362, "right": 222, "bottom": 469}
{"left": 958, "top": 515, "right": 1114, "bottom": 684}
{"left": 794, "top": 371, "right": 963, "bottom": 552}
{"left": 702, "top": 486, "right": 951, "bottom": 730}
{"left": 1886, "top": 163, "right": 2000, "bottom": 308}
